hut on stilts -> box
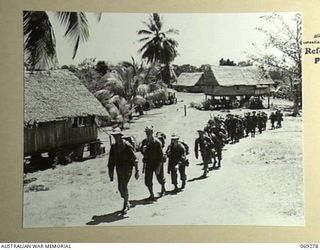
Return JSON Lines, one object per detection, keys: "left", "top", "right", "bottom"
{"left": 24, "top": 70, "right": 110, "bottom": 165}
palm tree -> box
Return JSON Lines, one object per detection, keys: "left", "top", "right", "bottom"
{"left": 23, "top": 11, "right": 100, "bottom": 70}
{"left": 137, "top": 13, "right": 179, "bottom": 85}
{"left": 98, "top": 58, "right": 144, "bottom": 101}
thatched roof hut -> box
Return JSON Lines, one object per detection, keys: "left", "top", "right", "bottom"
{"left": 24, "top": 70, "right": 110, "bottom": 156}
{"left": 209, "top": 66, "right": 274, "bottom": 86}
{"left": 24, "top": 70, "right": 109, "bottom": 125}
{"left": 205, "top": 66, "right": 275, "bottom": 96}
{"left": 173, "top": 72, "right": 205, "bottom": 92}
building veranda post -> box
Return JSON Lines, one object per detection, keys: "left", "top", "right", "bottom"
{"left": 24, "top": 70, "right": 110, "bottom": 165}
{"left": 204, "top": 66, "right": 276, "bottom": 109}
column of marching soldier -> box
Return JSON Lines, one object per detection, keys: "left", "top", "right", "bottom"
{"left": 107, "top": 110, "right": 284, "bottom": 214}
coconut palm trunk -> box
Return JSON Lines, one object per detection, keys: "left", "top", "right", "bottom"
{"left": 161, "top": 64, "right": 171, "bottom": 86}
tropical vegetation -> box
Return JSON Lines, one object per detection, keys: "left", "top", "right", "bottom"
{"left": 137, "top": 13, "right": 179, "bottom": 85}
{"left": 23, "top": 11, "right": 100, "bottom": 70}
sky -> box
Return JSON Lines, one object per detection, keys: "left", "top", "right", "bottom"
{"left": 48, "top": 12, "right": 298, "bottom": 67}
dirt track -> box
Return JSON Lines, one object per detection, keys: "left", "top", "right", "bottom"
{"left": 23, "top": 93, "right": 304, "bottom": 227}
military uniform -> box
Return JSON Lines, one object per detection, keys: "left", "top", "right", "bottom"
{"left": 166, "top": 140, "right": 187, "bottom": 190}
{"left": 244, "top": 113, "right": 251, "bottom": 136}
{"left": 262, "top": 112, "right": 268, "bottom": 131}
{"left": 257, "top": 113, "right": 264, "bottom": 134}
{"left": 276, "top": 110, "right": 283, "bottom": 128}
{"left": 234, "top": 115, "right": 242, "bottom": 142}
{"left": 210, "top": 133, "right": 224, "bottom": 169}
{"left": 141, "top": 126, "right": 166, "bottom": 200}
{"left": 141, "top": 137, "right": 165, "bottom": 189}
{"left": 269, "top": 112, "right": 276, "bottom": 129}
{"left": 108, "top": 128, "right": 138, "bottom": 212}
{"left": 224, "top": 115, "right": 232, "bottom": 140}
{"left": 229, "top": 116, "right": 238, "bottom": 143}
{"left": 250, "top": 112, "right": 258, "bottom": 137}
{"left": 194, "top": 131, "right": 214, "bottom": 177}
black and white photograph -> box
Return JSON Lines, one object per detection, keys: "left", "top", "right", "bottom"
{"left": 23, "top": 11, "right": 303, "bottom": 227}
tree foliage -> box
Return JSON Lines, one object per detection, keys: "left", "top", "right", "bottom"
{"left": 137, "top": 13, "right": 179, "bottom": 84}
{"left": 219, "top": 58, "right": 236, "bottom": 66}
{"left": 247, "top": 13, "right": 302, "bottom": 115}
{"left": 248, "top": 13, "right": 302, "bottom": 79}
{"left": 23, "top": 11, "right": 99, "bottom": 70}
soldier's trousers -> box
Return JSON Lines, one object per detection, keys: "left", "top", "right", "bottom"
{"left": 145, "top": 162, "right": 165, "bottom": 188}
{"left": 251, "top": 127, "right": 256, "bottom": 137}
{"left": 230, "top": 131, "right": 236, "bottom": 142}
{"left": 201, "top": 151, "right": 211, "bottom": 172}
{"left": 169, "top": 164, "right": 186, "bottom": 185}
{"left": 245, "top": 127, "right": 250, "bottom": 136}
{"left": 116, "top": 167, "right": 132, "bottom": 200}
{"left": 213, "top": 148, "right": 222, "bottom": 161}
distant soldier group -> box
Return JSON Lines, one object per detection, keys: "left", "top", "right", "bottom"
{"left": 107, "top": 109, "right": 284, "bottom": 213}
{"left": 194, "top": 110, "right": 284, "bottom": 176}
{"left": 269, "top": 110, "right": 284, "bottom": 129}
{"left": 224, "top": 111, "right": 268, "bottom": 141}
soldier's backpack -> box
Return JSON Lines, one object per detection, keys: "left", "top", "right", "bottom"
{"left": 179, "top": 141, "right": 190, "bottom": 155}
{"left": 122, "top": 136, "right": 137, "bottom": 151}
{"left": 156, "top": 132, "right": 166, "bottom": 148}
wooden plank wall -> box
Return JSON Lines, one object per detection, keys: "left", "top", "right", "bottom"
{"left": 24, "top": 119, "right": 97, "bottom": 156}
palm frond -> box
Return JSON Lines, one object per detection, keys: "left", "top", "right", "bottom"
{"left": 152, "top": 13, "right": 162, "bottom": 30}
{"left": 56, "top": 11, "right": 89, "bottom": 59}
{"left": 143, "top": 19, "right": 158, "bottom": 32}
{"left": 165, "top": 38, "right": 179, "bottom": 47}
{"left": 23, "top": 11, "right": 57, "bottom": 70}
{"left": 137, "top": 29, "right": 153, "bottom": 35}
{"left": 138, "top": 38, "right": 157, "bottom": 54}
{"left": 138, "top": 37, "right": 151, "bottom": 42}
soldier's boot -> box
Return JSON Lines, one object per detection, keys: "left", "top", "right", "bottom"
{"left": 160, "top": 184, "right": 166, "bottom": 197}
{"left": 212, "top": 160, "right": 217, "bottom": 169}
{"left": 203, "top": 166, "right": 208, "bottom": 177}
{"left": 217, "top": 160, "right": 221, "bottom": 169}
{"left": 173, "top": 184, "right": 179, "bottom": 192}
{"left": 121, "top": 198, "right": 130, "bottom": 214}
{"left": 147, "top": 186, "right": 155, "bottom": 200}
{"left": 181, "top": 180, "right": 186, "bottom": 189}
{"left": 203, "top": 170, "right": 207, "bottom": 177}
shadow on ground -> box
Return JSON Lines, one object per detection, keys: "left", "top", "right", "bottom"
{"left": 86, "top": 210, "right": 128, "bottom": 225}
{"left": 188, "top": 175, "right": 208, "bottom": 182}
{"left": 208, "top": 166, "right": 221, "bottom": 171}
{"left": 164, "top": 189, "right": 183, "bottom": 196}
{"left": 129, "top": 198, "right": 158, "bottom": 208}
